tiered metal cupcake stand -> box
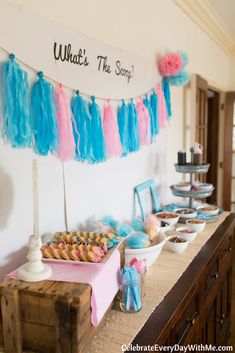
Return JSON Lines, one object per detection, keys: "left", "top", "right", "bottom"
{"left": 170, "top": 163, "right": 222, "bottom": 223}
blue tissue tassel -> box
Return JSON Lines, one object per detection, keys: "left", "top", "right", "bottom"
{"left": 150, "top": 90, "right": 159, "bottom": 136}
{"left": 1, "top": 53, "right": 32, "bottom": 148}
{"left": 118, "top": 100, "right": 129, "bottom": 156}
{"left": 143, "top": 94, "right": 155, "bottom": 141}
{"left": 89, "top": 96, "right": 106, "bottom": 163}
{"left": 163, "top": 79, "right": 172, "bottom": 118}
{"left": 71, "top": 91, "right": 93, "bottom": 162}
{"left": 31, "top": 72, "right": 58, "bottom": 155}
{"left": 127, "top": 99, "right": 140, "bottom": 153}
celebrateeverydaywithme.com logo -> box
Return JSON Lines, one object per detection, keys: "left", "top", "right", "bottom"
{"left": 121, "top": 344, "right": 234, "bottom": 352}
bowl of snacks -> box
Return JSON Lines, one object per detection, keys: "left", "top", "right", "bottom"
{"left": 186, "top": 219, "right": 206, "bottom": 233}
{"left": 173, "top": 182, "right": 191, "bottom": 192}
{"left": 166, "top": 236, "right": 189, "bottom": 253}
{"left": 176, "top": 226, "right": 197, "bottom": 243}
{"left": 155, "top": 212, "right": 180, "bottom": 226}
{"left": 125, "top": 232, "right": 166, "bottom": 268}
{"left": 197, "top": 206, "right": 219, "bottom": 216}
{"left": 175, "top": 208, "right": 197, "bottom": 219}
{"left": 194, "top": 183, "right": 213, "bottom": 191}
{"left": 159, "top": 220, "right": 171, "bottom": 233}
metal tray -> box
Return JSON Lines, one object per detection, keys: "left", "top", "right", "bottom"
{"left": 170, "top": 185, "right": 214, "bottom": 198}
{"left": 174, "top": 163, "right": 210, "bottom": 174}
{"left": 42, "top": 237, "right": 123, "bottom": 266}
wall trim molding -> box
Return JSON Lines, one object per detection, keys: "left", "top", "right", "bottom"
{"left": 173, "top": 0, "right": 235, "bottom": 56}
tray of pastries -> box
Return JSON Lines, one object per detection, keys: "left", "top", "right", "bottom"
{"left": 41, "top": 231, "right": 122, "bottom": 265}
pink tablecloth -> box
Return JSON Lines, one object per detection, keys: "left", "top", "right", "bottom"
{"left": 6, "top": 250, "right": 121, "bottom": 327}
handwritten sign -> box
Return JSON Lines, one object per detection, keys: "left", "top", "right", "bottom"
{"left": 0, "top": 0, "right": 161, "bottom": 99}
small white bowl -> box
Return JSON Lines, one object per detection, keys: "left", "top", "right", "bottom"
{"left": 176, "top": 226, "right": 197, "bottom": 243}
{"left": 194, "top": 183, "right": 213, "bottom": 191}
{"left": 197, "top": 206, "right": 219, "bottom": 216}
{"left": 186, "top": 219, "right": 206, "bottom": 233}
{"left": 125, "top": 233, "right": 166, "bottom": 269}
{"left": 159, "top": 221, "right": 171, "bottom": 234}
{"left": 155, "top": 212, "right": 180, "bottom": 226}
{"left": 167, "top": 236, "right": 189, "bottom": 253}
{"left": 174, "top": 183, "right": 191, "bottom": 192}
{"left": 175, "top": 208, "right": 197, "bottom": 219}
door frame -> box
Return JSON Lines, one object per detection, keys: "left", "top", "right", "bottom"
{"left": 223, "top": 92, "right": 235, "bottom": 210}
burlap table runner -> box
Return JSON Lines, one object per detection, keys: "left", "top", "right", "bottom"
{"left": 85, "top": 212, "right": 229, "bottom": 353}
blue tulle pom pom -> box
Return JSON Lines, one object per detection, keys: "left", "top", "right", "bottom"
{"left": 31, "top": 72, "right": 58, "bottom": 155}
{"left": 1, "top": 54, "right": 32, "bottom": 148}
{"left": 101, "top": 215, "right": 118, "bottom": 229}
{"left": 89, "top": 96, "right": 106, "bottom": 163}
{"left": 116, "top": 223, "right": 134, "bottom": 237}
{"left": 167, "top": 70, "right": 190, "bottom": 86}
{"left": 179, "top": 51, "right": 189, "bottom": 69}
{"left": 131, "top": 217, "right": 145, "bottom": 232}
{"left": 71, "top": 91, "right": 93, "bottom": 162}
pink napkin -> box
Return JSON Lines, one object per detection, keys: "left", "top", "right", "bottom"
{"left": 6, "top": 250, "right": 120, "bottom": 327}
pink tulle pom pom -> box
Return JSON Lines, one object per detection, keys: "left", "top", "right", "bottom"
{"left": 55, "top": 84, "right": 76, "bottom": 161}
{"left": 103, "top": 101, "right": 122, "bottom": 158}
{"left": 136, "top": 98, "right": 151, "bottom": 146}
{"left": 159, "top": 52, "right": 183, "bottom": 77}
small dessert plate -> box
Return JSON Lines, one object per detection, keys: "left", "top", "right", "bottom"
{"left": 194, "top": 183, "right": 213, "bottom": 191}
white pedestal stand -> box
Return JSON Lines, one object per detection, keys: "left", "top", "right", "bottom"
{"left": 17, "top": 235, "right": 51, "bottom": 282}
{"left": 17, "top": 159, "right": 52, "bottom": 282}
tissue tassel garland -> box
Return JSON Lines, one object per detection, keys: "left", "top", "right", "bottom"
{"left": 163, "top": 79, "right": 172, "bottom": 118}
{"left": 31, "top": 71, "right": 58, "bottom": 156}
{"left": 89, "top": 96, "right": 107, "bottom": 163}
{"left": 150, "top": 90, "right": 159, "bottom": 136}
{"left": 103, "top": 101, "right": 122, "bottom": 158}
{"left": 71, "top": 91, "right": 93, "bottom": 163}
{"left": 143, "top": 94, "right": 155, "bottom": 141}
{"left": 55, "top": 84, "right": 76, "bottom": 161}
{"left": 156, "top": 83, "right": 167, "bottom": 129}
{"left": 1, "top": 53, "right": 32, "bottom": 148}
{"left": 136, "top": 98, "right": 151, "bottom": 146}
{"left": 118, "top": 100, "right": 129, "bottom": 156}
{"left": 127, "top": 99, "right": 140, "bottom": 153}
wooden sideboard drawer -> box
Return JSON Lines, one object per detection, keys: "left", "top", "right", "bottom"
{"left": 173, "top": 288, "right": 200, "bottom": 344}
{"left": 204, "top": 256, "right": 219, "bottom": 299}
{"left": 219, "top": 234, "right": 232, "bottom": 272}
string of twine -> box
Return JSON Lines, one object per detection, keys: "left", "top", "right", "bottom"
{"left": 0, "top": 46, "right": 160, "bottom": 102}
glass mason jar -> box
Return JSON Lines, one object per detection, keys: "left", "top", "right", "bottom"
{"left": 119, "top": 271, "right": 145, "bottom": 313}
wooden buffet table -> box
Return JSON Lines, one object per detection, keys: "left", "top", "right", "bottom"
{"left": 0, "top": 212, "right": 234, "bottom": 353}
{"left": 85, "top": 212, "right": 235, "bottom": 352}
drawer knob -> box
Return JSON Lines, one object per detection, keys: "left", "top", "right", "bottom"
{"left": 187, "top": 318, "right": 196, "bottom": 326}
{"left": 217, "top": 314, "right": 225, "bottom": 325}
{"left": 226, "top": 247, "right": 232, "bottom": 252}
{"left": 211, "top": 272, "right": 219, "bottom": 279}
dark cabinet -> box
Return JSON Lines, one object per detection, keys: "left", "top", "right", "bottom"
{"left": 132, "top": 214, "right": 235, "bottom": 348}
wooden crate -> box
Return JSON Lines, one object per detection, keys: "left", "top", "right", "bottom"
{"left": 0, "top": 244, "right": 124, "bottom": 353}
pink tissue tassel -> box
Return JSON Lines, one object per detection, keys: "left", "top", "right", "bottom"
{"left": 156, "top": 83, "right": 167, "bottom": 129}
{"left": 103, "top": 101, "right": 122, "bottom": 157}
{"left": 55, "top": 84, "right": 76, "bottom": 161}
{"left": 136, "top": 98, "right": 151, "bottom": 145}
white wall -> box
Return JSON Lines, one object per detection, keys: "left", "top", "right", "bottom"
{"left": 0, "top": 0, "right": 232, "bottom": 279}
